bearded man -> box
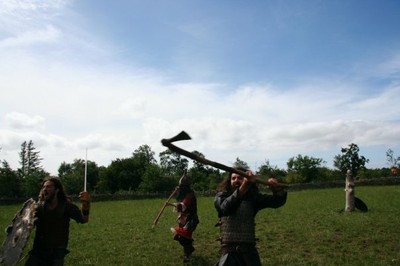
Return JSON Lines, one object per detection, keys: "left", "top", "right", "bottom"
{"left": 214, "top": 167, "right": 287, "bottom": 266}
{"left": 25, "top": 177, "right": 91, "bottom": 266}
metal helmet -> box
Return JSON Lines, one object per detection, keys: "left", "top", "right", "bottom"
{"left": 178, "top": 171, "right": 191, "bottom": 186}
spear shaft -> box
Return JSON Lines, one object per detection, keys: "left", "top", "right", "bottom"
{"left": 152, "top": 186, "right": 179, "bottom": 228}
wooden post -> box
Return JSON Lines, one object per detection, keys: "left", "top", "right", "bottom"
{"left": 345, "top": 169, "right": 355, "bottom": 212}
{"left": 84, "top": 148, "right": 88, "bottom": 192}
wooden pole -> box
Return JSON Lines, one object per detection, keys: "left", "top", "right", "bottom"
{"left": 152, "top": 186, "right": 179, "bottom": 228}
{"left": 84, "top": 148, "right": 88, "bottom": 192}
{"left": 162, "top": 137, "right": 289, "bottom": 189}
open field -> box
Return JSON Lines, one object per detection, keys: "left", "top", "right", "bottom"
{"left": 1, "top": 186, "right": 399, "bottom": 265}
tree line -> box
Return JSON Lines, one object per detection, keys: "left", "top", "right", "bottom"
{"left": 0, "top": 141, "right": 399, "bottom": 198}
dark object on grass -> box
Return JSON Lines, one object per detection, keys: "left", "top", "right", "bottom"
{"left": 355, "top": 197, "right": 368, "bottom": 212}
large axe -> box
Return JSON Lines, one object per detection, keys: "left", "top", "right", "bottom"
{"left": 161, "top": 131, "right": 289, "bottom": 189}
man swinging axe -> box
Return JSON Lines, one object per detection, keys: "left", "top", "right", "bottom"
{"left": 161, "top": 131, "right": 289, "bottom": 190}
{"left": 161, "top": 131, "right": 289, "bottom": 266}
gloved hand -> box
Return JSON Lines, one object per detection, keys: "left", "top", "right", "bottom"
{"left": 33, "top": 191, "right": 45, "bottom": 217}
{"left": 79, "top": 191, "right": 91, "bottom": 214}
{"left": 165, "top": 202, "right": 177, "bottom": 207}
{"left": 176, "top": 203, "right": 183, "bottom": 212}
{"left": 268, "top": 178, "right": 287, "bottom": 194}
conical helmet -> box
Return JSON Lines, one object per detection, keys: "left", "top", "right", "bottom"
{"left": 179, "top": 170, "right": 191, "bottom": 186}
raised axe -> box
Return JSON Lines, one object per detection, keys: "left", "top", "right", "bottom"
{"left": 161, "top": 131, "right": 289, "bottom": 189}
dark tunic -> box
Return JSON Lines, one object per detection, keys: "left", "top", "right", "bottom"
{"left": 33, "top": 200, "right": 85, "bottom": 249}
{"left": 25, "top": 200, "right": 85, "bottom": 266}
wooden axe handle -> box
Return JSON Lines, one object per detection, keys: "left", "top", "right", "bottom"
{"left": 162, "top": 139, "right": 288, "bottom": 189}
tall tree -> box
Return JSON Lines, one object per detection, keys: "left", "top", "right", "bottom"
{"left": 159, "top": 149, "right": 189, "bottom": 176}
{"left": 0, "top": 160, "right": 21, "bottom": 198}
{"left": 286, "top": 155, "right": 325, "bottom": 183}
{"left": 187, "top": 151, "right": 222, "bottom": 191}
{"left": 257, "top": 160, "right": 286, "bottom": 180}
{"left": 334, "top": 143, "right": 369, "bottom": 178}
{"left": 98, "top": 146, "right": 155, "bottom": 193}
{"left": 18, "top": 140, "right": 43, "bottom": 178}
{"left": 232, "top": 157, "right": 249, "bottom": 169}
{"left": 133, "top": 144, "right": 157, "bottom": 165}
{"left": 58, "top": 159, "right": 99, "bottom": 195}
{"left": 18, "top": 140, "right": 47, "bottom": 196}
{"left": 105, "top": 157, "right": 140, "bottom": 192}
{"left": 386, "top": 149, "right": 400, "bottom": 168}
{"left": 138, "top": 163, "right": 175, "bottom": 192}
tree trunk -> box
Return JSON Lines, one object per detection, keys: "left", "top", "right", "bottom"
{"left": 345, "top": 169, "right": 355, "bottom": 212}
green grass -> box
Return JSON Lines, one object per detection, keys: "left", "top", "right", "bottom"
{"left": 1, "top": 186, "right": 399, "bottom": 265}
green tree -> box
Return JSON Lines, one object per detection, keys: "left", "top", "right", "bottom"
{"left": 232, "top": 157, "right": 249, "bottom": 169}
{"left": 138, "top": 163, "right": 175, "bottom": 192}
{"left": 257, "top": 160, "right": 287, "bottom": 181}
{"left": 334, "top": 143, "right": 369, "bottom": 178}
{"left": 58, "top": 159, "right": 99, "bottom": 195}
{"left": 102, "top": 157, "right": 140, "bottom": 193}
{"left": 94, "top": 166, "right": 109, "bottom": 193}
{"left": 207, "top": 171, "right": 224, "bottom": 190}
{"left": 0, "top": 160, "right": 21, "bottom": 198}
{"left": 18, "top": 140, "right": 47, "bottom": 196}
{"left": 18, "top": 140, "right": 43, "bottom": 178}
{"left": 286, "top": 154, "right": 325, "bottom": 183}
{"left": 187, "top": 151, "right": 222, "bottom": 191}
{"left": 133, "top": 144, "right": 157, "bottom": 166}
{"left": 159, "top": 149, "right": 189, "bottom": 176}
{"left": 386, "top": 148, "right": 400, "bottom": 168}
{"left": 98, "top": 145, "right": 157, "bottom": 193}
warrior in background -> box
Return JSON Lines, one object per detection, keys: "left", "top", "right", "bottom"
{"left": 166, "top": 172, "right": 199, "bottom": 263}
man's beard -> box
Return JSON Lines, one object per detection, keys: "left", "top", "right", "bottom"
{"left": 44, "top": 193, "right": 56, "bottom": 203}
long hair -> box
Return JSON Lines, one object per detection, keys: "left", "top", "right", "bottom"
{"left": 42, "top": 177, "right": 68, "bottom": 202}
{"left": 216, "top": 167, "right": 259, "bottom": 194}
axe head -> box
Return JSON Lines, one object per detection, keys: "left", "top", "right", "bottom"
{"left": 161, "top": 131, "right": 191, "bottom": 146}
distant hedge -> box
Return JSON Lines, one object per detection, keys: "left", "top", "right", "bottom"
{"left": 1, "top": 177, "right": 398, "bottom": 205}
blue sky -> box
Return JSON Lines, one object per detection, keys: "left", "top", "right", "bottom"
{"left": 0, "top": 0, "right": 399, "bottom": 175}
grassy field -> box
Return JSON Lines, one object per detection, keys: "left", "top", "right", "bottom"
{"left": 1, "top": 186, "right": 399, "bottom": 265}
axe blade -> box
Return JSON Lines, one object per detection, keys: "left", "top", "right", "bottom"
{"left": 161, "top": 131, "right": 191, "bottom": 146}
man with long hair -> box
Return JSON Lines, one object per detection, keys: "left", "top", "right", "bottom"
{"left": 214, "top": 167, "right": 287, "bottom": 266}
{"left": 166, "top": 171, "right": 199, "bottom": 263}
{"left": 25, "top": 177, "right": 91, "bottom": 266}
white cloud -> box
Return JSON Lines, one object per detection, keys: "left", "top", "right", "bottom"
{"left": 0, "top": 25, "right": 60, "bottom": 48}
{"left": 376, "top": 52, "right": 400, "bottom": 79}
{"left": 4, "top": 112, "right": 45, "bottom": 130}
{"left": 1, "top": 62, "right": 399, "bottom": 175}
{"left": 1, "top": 1, "right": 400, "bottom": 175}
{"left": 0, "top": 0, "right": 70, "bottom": 33}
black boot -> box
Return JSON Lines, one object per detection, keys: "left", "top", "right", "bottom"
{"left": 183, "top": 245, "right": 195, "bottom": 263}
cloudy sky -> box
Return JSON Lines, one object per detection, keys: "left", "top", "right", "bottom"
{"left": 1, "top": 0, "right": 399, "bottom": 176}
